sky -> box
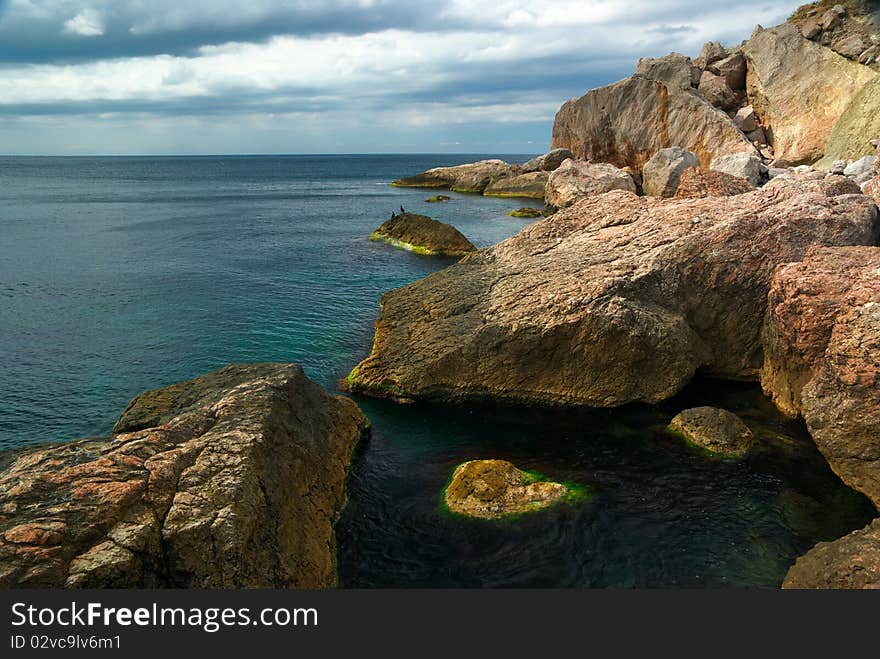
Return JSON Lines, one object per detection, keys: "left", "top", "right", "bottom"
{"left": 0, "top": 0, "right": 805, "bottom": 155}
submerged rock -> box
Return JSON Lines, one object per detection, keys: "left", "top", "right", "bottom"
{"left": 508, "top": 207, "right": 545, "bottom": 218}
{"left": 483, "top": 171, "right": 548, "bottom": 199}
{"left": 391, "top": 159, "right": 515, "bottom": 193}
{"left": 347, "top": 179, "right": 878, "bottom": 407}
{"left": 443, "top": 460, "right": 570, "bottom": 519}
{"left": 425, "top": 195, "right": 451, "bottom": 203}
{"left": 370, "top": 212, "right": 476, "bottom": 258}
{"left": 761, "top": 246, "right": 880, "bottom": 509}
{"left": 668, "top": 407, "right": 755, "bottom": 457}
{"left": 545, "top": 159, "right": 636, "bottom": 208}
{"left": 0, "top": 364, "right": 370, "bottom": 588}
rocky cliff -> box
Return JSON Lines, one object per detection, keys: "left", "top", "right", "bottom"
{"left": 0, "top": 364, "right": 370, "bottom": 588}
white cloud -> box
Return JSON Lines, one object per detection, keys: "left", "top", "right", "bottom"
{"left": 63, "top": 8, "right": 104, "bottom": 36}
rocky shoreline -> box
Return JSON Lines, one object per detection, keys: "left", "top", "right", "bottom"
{"left": 2, "top": 0, "right": 879, "bottom": 590}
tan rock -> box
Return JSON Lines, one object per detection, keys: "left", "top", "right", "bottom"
{"left": 818, "top": 77, "right": 880, "bottom": 167}
{"left": 443, "top": 460, "right": 570, "bottom": 519}
{"left": 347, "top": 180, "right": 878, "bottom": 408}
{"left": 673, "top": 168, "right": 755, "bottom": 198}
{"left": 550, "top": 74, "right": 756, "bottom": 172}
{"left": 370, "top": 212, "right": 476, "bottom": 258}
{"left": 744, "top": 23, "right": 877, "bottom": 165}
{"left": 668, "top": 407, "right": 755, "bottom": 457}
{"left": 784, "top": 519, "right": 880, "bottom": 589}
{"left": 484, "top": 171, "right": 549, "bottom": 200}
{"left": 545, "top": 159, "right": 636, "bottom": 208}
{"left": 391, "top": 159, "right": 515, "bottom": 193}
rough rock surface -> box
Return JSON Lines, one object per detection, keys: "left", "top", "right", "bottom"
{"left": 761, "top": 246, "right": 880, "bottom": 509}
{"left": 784, "top": 518, "right": 880, "bottom": 589}
{"left": 635, "top": 53, "right": 700, "bottom": 89}
{"left": 668, "top": 407, "right": 756, "bottom": 457}
{"left": 550, "top": 74, "right": 756, "bottom": 171}
{"left": 483, "top": 171, "right": 548, "bottom": 199}
{"left": 789, "top": 0, "right": 880, "bottom": 66}
{"left": 391, "top": 160, "right": 515, "bottom": 193}
{"left": 0, "top": 364, "right": 370, "bottom": 588}
{"left": 347, "top": 180, "right": 878, "bottom": 408}
{"left": 544, "top": 159, "right": 636, "bottom": 208}
{"left": 744, "top": 22, "right": 876, "bottom": 165}
{"left": 821, "top": 77, "right": 880, "bottom": 167}
{"left": 674, "top": 168, "right": 756, "bottom": 198}
{"left": 370, "top": 212, "right": 476, "bottom": 258}
{"left": 641, "top": 147, "right": 700, "bottom": 198}
{"left": 710, "top": 152, "right": 765, "bottom": 186}
{"left": 521, "top": 148, "right": 574, "bottom": 173}
{"left": 443, "top": 460, "right": 568, "bottom": 519}
{"left": 699, "top": 70, "right": 738, "bottom": 110}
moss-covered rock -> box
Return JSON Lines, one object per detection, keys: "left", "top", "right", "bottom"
{"left": 425, "top": 195, "right": 451, "bottom": 203}
{"left": 443, "top": 459, "right": 578, "bottom": 519}
{"left": 370, "top": 212, "right": 476, "bottom": 258}
{"left": 508, "top": 207, "right": 545, "bottom": 218}
{"left": 668, "top": 407, "right": 756, "bottom": 457}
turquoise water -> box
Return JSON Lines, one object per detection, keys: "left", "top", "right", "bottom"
{"left": 0, "top": 155, "right": 873, "bottom": 587}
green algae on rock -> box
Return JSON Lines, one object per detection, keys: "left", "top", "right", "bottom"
{"left": 425, "top": 195, "right": 451, "bottom": 203}
{"left": 508, "top": 207, "right": 545, "bottom": 218}
{"left": 370, "top": 212, "right": 476, "bottom": 258}
{"left": 668, "top": 406, "right": 756, "bottom": 457}
{"left": 442, "top": 459, "right": 585, "bottom": 520}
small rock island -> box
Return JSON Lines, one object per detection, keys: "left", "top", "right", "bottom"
{"left": 668, "top": 407, "right": 756, "bottom": 458}
{"left": 370, "top": 211, "right": 476, "bottom": 258}
{"left": 442, "top": 459, "right": 583, "bottom": 519}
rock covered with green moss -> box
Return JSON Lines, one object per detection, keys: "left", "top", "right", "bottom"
{"left": 668, "top": 406, "right": 755, "bottom": 457}
{"left": 370, "top": 212, "right": 476, "bottom": 258}
{"left": 508, "top": 207, "right": 545, "bottom": 218}
{"left": 443, "top": 460, "right": 574, "bottom": 519}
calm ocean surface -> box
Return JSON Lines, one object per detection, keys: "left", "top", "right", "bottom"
{"left": 0, "top": 154, "right": 873, "bottom": 587}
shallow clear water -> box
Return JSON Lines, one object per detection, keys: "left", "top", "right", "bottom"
{"left": 0, "top": 155, "right": 873, "bottom": 588}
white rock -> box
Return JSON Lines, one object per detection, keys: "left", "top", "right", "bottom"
{"left": 641, "top": 147, "right": 700, "bottom": 197}
{"left": 830, "top": 160, "right": 847, "bottom": 175}
{"left": 710, "top": 152, "right": 764, "bottom": 186}
{"left": 843, "top": 155, "right": 878, "bottom": 178}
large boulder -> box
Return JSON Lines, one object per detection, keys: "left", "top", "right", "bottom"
{"left": 484, "top": 171, "right": 549, "bottom": 199}
{"left": 641, "top": 147, "right": 700, "bottom": 198}
{"left": 392, "top": 159, "right": 515, "bottom": 193}
{"left": 820, "top": 78, "right": 880, "bottom": 167}
{"left": 674, "top": 168, "right": 755, "bottom": 198}
{"left": 635, "top": 52, "right": 701, "bottom": 89}
{"left": 744, "top": 23, "right": 877, "bottom": 165}
{"left": 761, "top": 246, "right": 880, "bottom": 509}
{"left": 668, "top": 407, "right": 755, "bottom": 457}
{"left": 709, "top": 52, "right": 747, "bottom": 90}
{"left": 347, "top": 180, "right": 878, "bottom": 408}
{"left": 699, "top": 70, "right": 738, "bottom": 110}
{"left": 370, "top": 212, "right": 476, "bottom": 258}
{"left": 545, "top": 159, "right": 636, "bottom": 208}
{"left": 521, "top": 148, "right": 574, "bottom": 173}
{"left": 784, "top": 519, "right": 880, "bottom": 589}
{"left": 443, "top": 460, "right": 571, "bottom": 519}
{"left": 0, "top": 364, "right": 370, "bottom": 588}
{"left": 710, "top": 152, "right": 765, "bottom": 186}
{"left": 550, "top": 74, "right": 756, "bottom": 172}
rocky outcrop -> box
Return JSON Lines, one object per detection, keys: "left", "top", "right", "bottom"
{"left": 443, "top": 460, "right": 570, "bottom": 519}
{"left": 668, "top": 407, "right": 756, "bottom": 457}
{"left": 789, "top": 1, "right": 880, "bottom": 66}
{"left": 761, "top": 246, "right": 880, "bottom": 509}
{"left": 391, "top": 160, "right": 515, "bottom": 193}
{"left": 484, "top": 171, "right": 549, "bottom": 199}
{"left": 508, "top": 208, "right": 544, "bottom": 218}
{"left": 521, "top": 148, "right": 574, "bottom": 173}
{"left": 425, "top": 195, "right": 451, "bottom": 203}
{"left": 370, "top": 212, "right": 476, "bottom": 258}
{"left": 641, "top": 147, "right": 700, "bottom": 198}
{"left": 550, "top": 74, "right": 756, "bottom": 172}
{"left": 819, "top": 77, "right": 880, "bottom": 167}
{"left": 545, "top": 159, "right": 636, "bottom": 208}
{"left": 674, "top": 168, "right": 756, "bottom": 198}
{"left": 783, "top": 518, "right": 880, "bottom": 589}
{"left": 347, "top": 179, "right": 878, "bottom": 408}
{"left": 744, "top": 22, "right": 876, "bottom": 165}
{"left": 635, "top": 53, "right": 701, "bottom": 89}
{"left": 0, "top": 364, "right": 370, "bottom": 588}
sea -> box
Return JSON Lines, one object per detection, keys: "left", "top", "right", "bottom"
{"left": 0, "top": 154, "right": 873, "bottom": 587}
